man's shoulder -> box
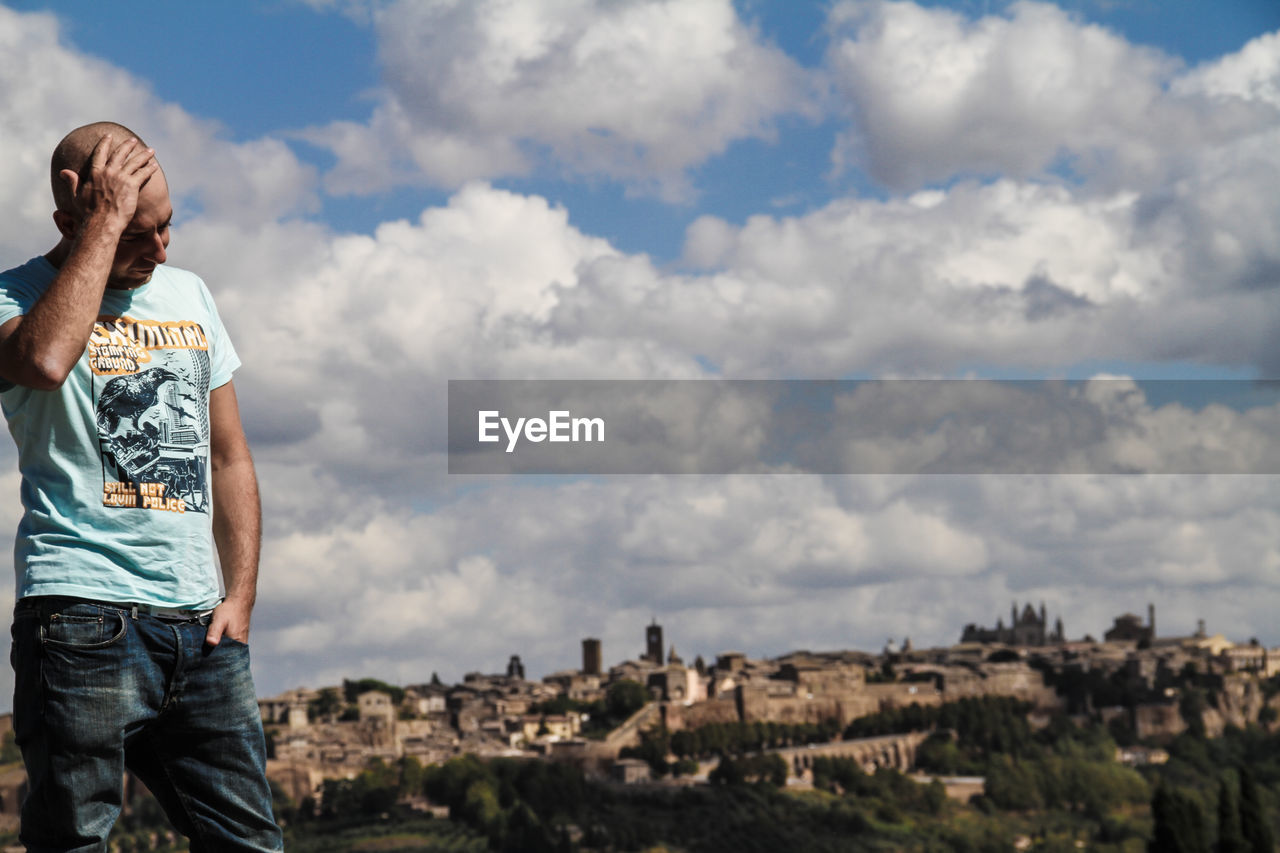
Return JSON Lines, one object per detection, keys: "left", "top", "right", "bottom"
{"left": 0, "top": 257, "right": 55, "bottom": 319}
{"left": 0, "top": 256, "right": 56, "bottom": 288}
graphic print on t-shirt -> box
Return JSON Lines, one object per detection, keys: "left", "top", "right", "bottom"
{"left": 89, "top": 315, "right": 212, "bottom": 514}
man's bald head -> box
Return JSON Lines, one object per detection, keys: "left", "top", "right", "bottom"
{"left": 50, "top": 122, "right": 149, "bottom": 213}
{"left": 45, "top": 122, "right": 172, "bottom": 288}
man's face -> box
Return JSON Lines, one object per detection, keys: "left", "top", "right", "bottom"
{"left": 107, "top": 170, "right": 173, "bottom": 289}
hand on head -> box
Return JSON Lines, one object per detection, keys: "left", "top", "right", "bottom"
{"left": 60, "top": 134, "right": 159, "bottom": 233}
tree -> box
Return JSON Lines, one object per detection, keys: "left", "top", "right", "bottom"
{"left": 398, "top": 756, "right": 425, "bottom": 797}
{"left": 923, "top": 779, "right": 947, "bottom": 815}
{"left": 671, "top": 758, "right": 699, "bottom": 777}
{"left": 763, "top": 753, "right": 788, "bottom": 787}
{"left": 709, "top": 757, "right": 744, "bottom": 786}
{"left": 1149, "top": 784, "right": 1208, "bottom": 853}
{"left": 1179, "top": 687, "right": 1208, "bottom": 739}
{"left": 1219, "top": 776, "right": 1248, "bottom": 853}
{"left": 1239, "top": 768, "right": 1275, "bottom": 853}
{"left": 502, "top": 802, "right": 555, "bottom": 853}
{"left": 461, "top": 778, "right": 502, "bottom": 833}
{"left": 605, "top": 680, "right": 649, "bottom": 720}
{"left": 984, "top": 756, "right": 1043, "bottom": 811}
{"left": 343, "top": 677, "right": 405, "bottom": 705}
{"left": 307, "top": 687, "right": 342, "bottom": 722}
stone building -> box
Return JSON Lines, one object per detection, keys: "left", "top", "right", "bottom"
{"left": 1105, "top": 604, "right": 1156, "bottom": 644}
{"left": 357, "top": 690, "right": 396, "bottom": 725}
{"left": 519, "top": 713, "right": 579, "bottom": 744}
{"left": 646, "top": 659, "right": 707, "bottom": 705}
{"left": 402, "top": 684, "right": 448, "bottom": 717}
{"left": 258, "top": 687, "right": 316, "bottom": 730}
{"left": 962, "top": 602, "right": 1064, "bottom": 646}
{"left": 611, "top": 758, "right": 651, "bottom": 784}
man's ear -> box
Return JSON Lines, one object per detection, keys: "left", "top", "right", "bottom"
{"left": 51, "top": 209, "right": 79, "bottom": 241}
{"left": 51, "top": 167, "right": 83, "bottom": 241}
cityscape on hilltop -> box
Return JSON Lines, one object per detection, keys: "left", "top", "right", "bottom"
{"left": 0, "top": 600, "right": 1273, "bottom": 821}
{"left": 241, "top": 602, "right": 1278, "bottom": 807}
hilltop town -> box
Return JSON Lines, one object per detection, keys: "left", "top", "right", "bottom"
{"left": 248, "top": 603, "right": 1280, "bottom": 806}
{"left": 0, "top": 602, "right": 1259, "bottom": 850}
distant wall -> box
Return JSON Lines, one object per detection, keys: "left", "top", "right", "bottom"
{"left": 772, "top": 731, "right": 931, "bottom": 777}
{"left": 664, "top": 697, "right": 738, "bottom": 731}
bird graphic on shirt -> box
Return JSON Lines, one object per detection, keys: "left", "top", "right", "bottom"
{"left": 96, "top": 367, "right": 180, "bottom": 436}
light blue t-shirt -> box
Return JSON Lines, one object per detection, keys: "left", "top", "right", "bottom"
{"left": 0, "top": 257, "right": 240, "bottom": 608}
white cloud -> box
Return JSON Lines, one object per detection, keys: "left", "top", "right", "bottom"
{"left": 305, "top": 0, "right": 813, "bottom": 198}
{"left": 661, "top": 173, "right": 1276, "bottom": 375}
{"left": 157, "top": 163, "right": 1279, "bottom": 688}
{"left": 0, "top": 5, "right": 316, "bottom": 264}
{"left": 239, "top": 471, "right": 1280, "bottom": 690}
{"left": 1175, "top": 30, "right": 1280, "bottom": 109}
{"left": 825, "top": 1, "right": 1280, "bottom": 192}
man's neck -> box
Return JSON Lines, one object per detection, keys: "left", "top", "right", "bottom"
{"left": 44, "top": 241, "right": 71, "bottom": 270}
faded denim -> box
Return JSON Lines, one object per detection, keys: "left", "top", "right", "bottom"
{"left": 11, "top": 597, "right": 284, "bottom": 852}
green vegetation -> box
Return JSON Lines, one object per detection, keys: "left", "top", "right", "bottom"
{"left": 1218, "top": 775, "right": 1247, "bottom": 853}
{"left": 846, "top": 696, "right": 1034, "bottom": 750}
{"left": 884, "top": 699, "right": 1152, "bottom": 820}
{"left": 286, "top": 817, "right": 488, "bottom": 852}
{"left": 810, "top": 758, "right": 946, "bottom": 815}
{"left": 309, "top": 686, "right": 345, "bottom": 722}
{"left": 619, "top": 718, "right": 843, "bottom": 777}
{"left": 391, "top": 755, "right": 1022, "bottom": 852}
{"left": 39, "top": 690, "right": 1279, "bottom": 852}
{"left": 344, "top": 678, "right": 407, "bottom": 706}
{"left": 1149, "top": 783, "right": 1208, "bottom": 853}
{"left": 709, "top": 754, "right": 789, "bottom": 787}
{"left": 1239, "top": 767, "right": 1276, "bottom": 853}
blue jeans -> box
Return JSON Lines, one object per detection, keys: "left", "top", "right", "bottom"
{"left": 10, "top": 597, "right": 284, "bottom": 852}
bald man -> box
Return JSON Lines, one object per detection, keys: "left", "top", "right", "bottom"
{"left": 0, "top": 123, "right": 282, "bottom": 851}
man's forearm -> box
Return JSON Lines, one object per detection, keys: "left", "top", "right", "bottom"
{"left": 212, "top": 453, "right": 262, "bottom": 606}
{"left": 206, "top": 380, "right": 258, "bottom": 645}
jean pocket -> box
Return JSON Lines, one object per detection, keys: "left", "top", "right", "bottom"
{"left": 42, "top": 606, "right": 128, "bottom": 649}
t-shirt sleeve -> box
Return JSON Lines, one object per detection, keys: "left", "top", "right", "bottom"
{"left": 0, "top": 265, "right": 45, "bottom": 392}
{"left": 0, "top": 267, "right": 42, "bottom": 327}
{"left": 196, "top": 276, "right": 241, "bottom": 389}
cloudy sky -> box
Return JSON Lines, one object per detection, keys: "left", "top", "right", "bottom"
{"left": 0, "top": 0, "right": 1277, "bottom": 701}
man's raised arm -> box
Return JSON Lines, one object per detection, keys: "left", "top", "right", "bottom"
{"left": 0, "top": 134, "right": 157, "bottom": 390}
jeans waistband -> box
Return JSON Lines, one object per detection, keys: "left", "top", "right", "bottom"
{"left": 18, "top": 596, "right": 215, "bottom": 624}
